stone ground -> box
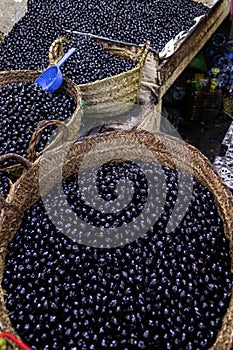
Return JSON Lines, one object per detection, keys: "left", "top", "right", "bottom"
{"left": 0, "top": 0, "right": 27, "bottom": 35}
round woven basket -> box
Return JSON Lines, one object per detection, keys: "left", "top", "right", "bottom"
{"left": 0, "top": 69, "right": 82, "bottom": 178}
{"left": 0, "top": 130, "right": 232, "bottom": 349}
{"left": 49, "top": 38, "right": 151, "bottom": 118}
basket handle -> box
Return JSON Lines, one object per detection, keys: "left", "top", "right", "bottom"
{"left": 48, "top": 35, "right": 150, "bottom": 67}
{"left": 27, "top": 119, "right": 67, "bottom": 162}
{"left": 48, "top": 36, "right": 70, "bottom": 65}
{"left": 50, "top": 35, "right": 137, "bottom": 62}
{"left": 0, "top": 154, "right": 32, "bottom": 207}
{"left": 101, "top": 41, "right": 149, "bottom": 64}
{"left": 0, "top": 153, "right": 32, "bottom": 170}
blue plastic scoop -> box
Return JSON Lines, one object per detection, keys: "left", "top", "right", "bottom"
{"left": 35, "top": 47, "right": 76, "bottom": 93}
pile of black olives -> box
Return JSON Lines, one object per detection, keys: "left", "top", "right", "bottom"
{"left": 26, "top": 0, "right": 208, "bottom": 51}
{"left": 0, "top": 81, "right": 76, "bottom": 162}
{"left": 0, "top": 0, "right": 208, "bottom": 83}
{"left": 3, "top": 160, "right": 231, "bottom": 350}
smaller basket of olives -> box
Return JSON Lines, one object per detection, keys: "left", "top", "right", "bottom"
{"left": 0, "top": 69, "right": 82, "bottom": 179}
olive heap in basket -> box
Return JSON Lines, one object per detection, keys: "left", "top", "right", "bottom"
{"left": 0, "top": 0, "right": 208, "bottom": 75}
{"left": 2, "top": 160, "right": 231, "bottom": 350}
{"left": 0, "top": 81, "right": 76, "bottom": 162}
{"left": 13, "top": 0, "right": 207, "bottom": 52}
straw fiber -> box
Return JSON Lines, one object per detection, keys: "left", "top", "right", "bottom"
{"left": 0, "top": 130, "right": 232, "bottom": 349}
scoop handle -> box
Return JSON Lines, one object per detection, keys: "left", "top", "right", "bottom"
{"left": 56, "top": 47, "right": 76, "bottom": 68}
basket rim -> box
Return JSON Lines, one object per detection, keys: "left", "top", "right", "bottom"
{"left": 0, "top": 69, "right": 81, "bottom": 95}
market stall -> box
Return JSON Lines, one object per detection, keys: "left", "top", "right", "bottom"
{"left": 0, "top": 1, "right": 233, "bottom": 350}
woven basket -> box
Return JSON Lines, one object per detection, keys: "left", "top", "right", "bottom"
{"left": 0, "top": 130, "right": 232, "bottom": 349}
{"left": 0, "top": 69, "right": 82, "bottom": 178}
{"left": 49, "top": 37, "right": 151, "bottom": 118}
